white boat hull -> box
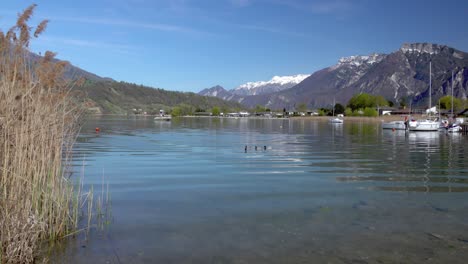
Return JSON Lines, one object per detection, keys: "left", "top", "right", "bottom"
{"left": 382, "top": 121, "right": 406, "bottom": 130}
{"left": 447, "top": 124, "right": 462, "bottom": 133}
{"left": 408, "top": 119, "right": 439, "bottom": 131}
{"left": 329, "top": 118, "right": 343, "bottom": 124}
{"left": 154, "top": 116, "right": 172, "bottom": 121}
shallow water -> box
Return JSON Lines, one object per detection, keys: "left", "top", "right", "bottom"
{"left": 52, "top": 116, "right": 468, "bottom": 263}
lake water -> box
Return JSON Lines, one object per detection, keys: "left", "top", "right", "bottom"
{"left": 52, "top": 116, "right": 468, "bottom": 263}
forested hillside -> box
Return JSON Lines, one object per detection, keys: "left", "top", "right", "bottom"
{"left": 76, "top": 80, "right": 244, "bottom": 114}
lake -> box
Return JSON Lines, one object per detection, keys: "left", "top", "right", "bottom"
{"left": 52, "top": 116, "right": 468, "bottom": 263}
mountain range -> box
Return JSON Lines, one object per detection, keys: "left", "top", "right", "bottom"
{"left": 26, "top": 42, "right": 468, "bottom": 113}
{"left": 28, "top": 52, "right": 112, "bottom": 82}
{"left": 29, "top": 54, "right": 243, "bottom": 114}
{"left": 199, "top": 43, "right": 468, "bottom": 110}
{"left": 75, "top": 81, "right": 242, "bottom": 114}
{"left": 199, "top": 74, "right": 310, "bottom": 101}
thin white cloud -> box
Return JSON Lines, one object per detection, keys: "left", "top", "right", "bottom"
{"left": 195, "top": 13, "right": 308, "bottom": 38}
{"left": 38, "top": 36, "right": 137, "bottom": 55}
{"left": 48, "top": 15, "right": 207, "bottom": 35}
{"left": 238, "top": 24, "right": 307, "bottom": 37}
{"left": 57, "top": 13, "right": 304, "bottom": 38}
{"left": 265, "top": 0, "right": 352, "bottom": 14}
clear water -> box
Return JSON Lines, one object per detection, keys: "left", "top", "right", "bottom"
{"left": 52, "top": 116, "right": 468, "bottom": 263}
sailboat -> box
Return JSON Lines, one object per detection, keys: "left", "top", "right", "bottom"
{"left": 408, "top": 62, "right": 439, "bottom": 131}
{"left": 329, "top": 98, "right": 343, "bottom": 124}
{"left": 446, "top": 70, "right": 462, "bottom": 132}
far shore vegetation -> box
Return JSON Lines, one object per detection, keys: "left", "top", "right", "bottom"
{"left": 96, "top": 84, "right": 466, "bottom": 118}
{"left": 157, "top": 92, "right": 466, "bottom": 118}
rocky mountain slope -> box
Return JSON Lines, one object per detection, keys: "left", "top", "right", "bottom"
{"left": 202, "top": 43, "right": 468, "bottom": 110}
{"left": 198, "top": 85, "right": 239, "bottom": 101}
{"left": 28, "top": 52, "right": 112, "bottom": 82}
{"left": 198, "top": 74, "right": 310, "bottom": 101}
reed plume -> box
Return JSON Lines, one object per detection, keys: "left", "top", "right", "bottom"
{"left": 0, "top": 5, "right": 85, "bottom": 263}
{"left": 34, "top": 20, "right": 49, "bottom": 38}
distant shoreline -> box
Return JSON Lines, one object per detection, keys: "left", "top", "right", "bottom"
{"left": 89, "top": 114, "right": 422, "bottom": 122}
{"left": 292, "top": 115, "right": 417, "bottom": 122}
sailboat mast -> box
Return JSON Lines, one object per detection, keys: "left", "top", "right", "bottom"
{"left": 429, "top": 61, "right": 432, "bottom": 111}
{"left": 451, "top": 70, "right": 454, "bottom": 117}
{"left": 332, "top": 98, "right": 335, "bottom": 117}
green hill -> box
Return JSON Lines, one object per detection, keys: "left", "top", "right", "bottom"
{"left": 76, "top": 80, "right": 244, "bottom": 115}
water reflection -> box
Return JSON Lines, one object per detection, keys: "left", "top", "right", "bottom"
{"left": 337, "top": 130, "right": 468, "bottom": 193}
{"left": 54, "top": 117, "right": 468, "bottom": 263}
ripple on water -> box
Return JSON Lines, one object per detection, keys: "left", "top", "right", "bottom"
{"left": 52, "top": 117, "right": 468, "bottom": 263}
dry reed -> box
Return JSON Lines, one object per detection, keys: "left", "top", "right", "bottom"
{"left": 0, "top": 5, "right": 86, "bottom": 263}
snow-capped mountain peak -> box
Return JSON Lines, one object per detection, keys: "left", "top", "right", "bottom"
{"left": 337, "top": 53, "right": 385, "bottom": 67}
{"left": 232, "top": 74, "right": 310, "bottom": 96}
{"left": 400, "top": 43, "right": 444, "bottom": 55}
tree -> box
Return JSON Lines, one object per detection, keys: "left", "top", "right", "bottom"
{"left": 171, "top": 106, "right": 182, "bottom": 117}
{"left": 344, "top": 107, "right": 353, "bottom": 116}
{"left": 255, "top": 105, "right": 266, "bottom": 113}
{"left": 374, "top": 95, "right": 388, "bottom": 108}
{"left": 439, "top": 96, "right": 462, "bottom": 112}
{"left": 363, "top": 107, "right": 378, "bottom": 117}
{"left": 334, "top": 103, "right": 345, "bottom": 114}
{"left": 347, "top": 93, "right": 373, "bottom": 110}
{"left": 171, "top": 103, "right": 193, "bottom": 116}
{"left": 221, "top": 106, "right": 229, "bottom": 115}
{"left": 297, "top": 103, "right": 307, "bottom": 113}
{"left": 398, "top": 98, "right": 407, "bottom": 109}
{"left": 347, "top": 93, "right": 389, "bottom": 110}
{"left": 211, "top": 106, "right": 220, "bottom": 116}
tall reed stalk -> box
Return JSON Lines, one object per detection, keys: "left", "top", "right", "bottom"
{"left": 0, "top": 5, "right": 85, "bottom": 263}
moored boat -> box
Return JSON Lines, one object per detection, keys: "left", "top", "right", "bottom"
{"left": 447, "top": 123, "right": 462, "bottom": 133}
{"left": 408, "top": 119, "right": 439, "bottom": 131}
{"left": 382, "top": 120, "right": 406, "bottom": 130}
{"left": 409, "top": 62, "right": 439, "bottom": 132}
{"left": 329, "top": 117, "right": 344, "bottom": 124}
{"left": 329, "top": 98, "right": 344, "bottom": 124}
{"left": 154, "top": 115, "right": 172, "bottom": 121}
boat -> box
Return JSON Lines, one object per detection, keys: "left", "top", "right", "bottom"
{"left": 408, "top": 118, "right": 439, "bottom": 131}
{"left": 154, "top": 115, "right": 172, "bottom": 121}
{"left": 447, "top": 124, "right": 462, "bottom": 133}
{"left": 329, "top": 117, "right": 343, "bottom": 124}
{"left": 444, "top": 71, "right": 462, "bottom": 133}
{"left": 382, "top": 120, "right": 406, "bottom": 130}
{"left": 409, "top": 62, "right": 439, "bottom": 131}
{"left": 436, "top": 71, "right": 463, "bottom": 133}
{"left": 328, "top": 98, "right": 344, "bottom": 124}
{"left": 438, "top": 119, "right": 449, "bottom": 130}
{"left": 154, "top": 109, "right": 172, "bottom": 121}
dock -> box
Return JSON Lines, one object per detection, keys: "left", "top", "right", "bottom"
{"left": 461, "top": 124, "right": 468, "bottom": 134}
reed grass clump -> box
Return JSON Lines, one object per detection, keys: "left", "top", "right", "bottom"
{"left": 0, "top": 5, "right": 85, "bottom": 263}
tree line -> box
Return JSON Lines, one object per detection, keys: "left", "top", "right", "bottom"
{"left": 252, "top": 93, "right": 468, "bottom": 117}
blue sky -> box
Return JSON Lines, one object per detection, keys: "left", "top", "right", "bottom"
{"left": 1, "top": 0, "right": 467, "bottom": 92}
